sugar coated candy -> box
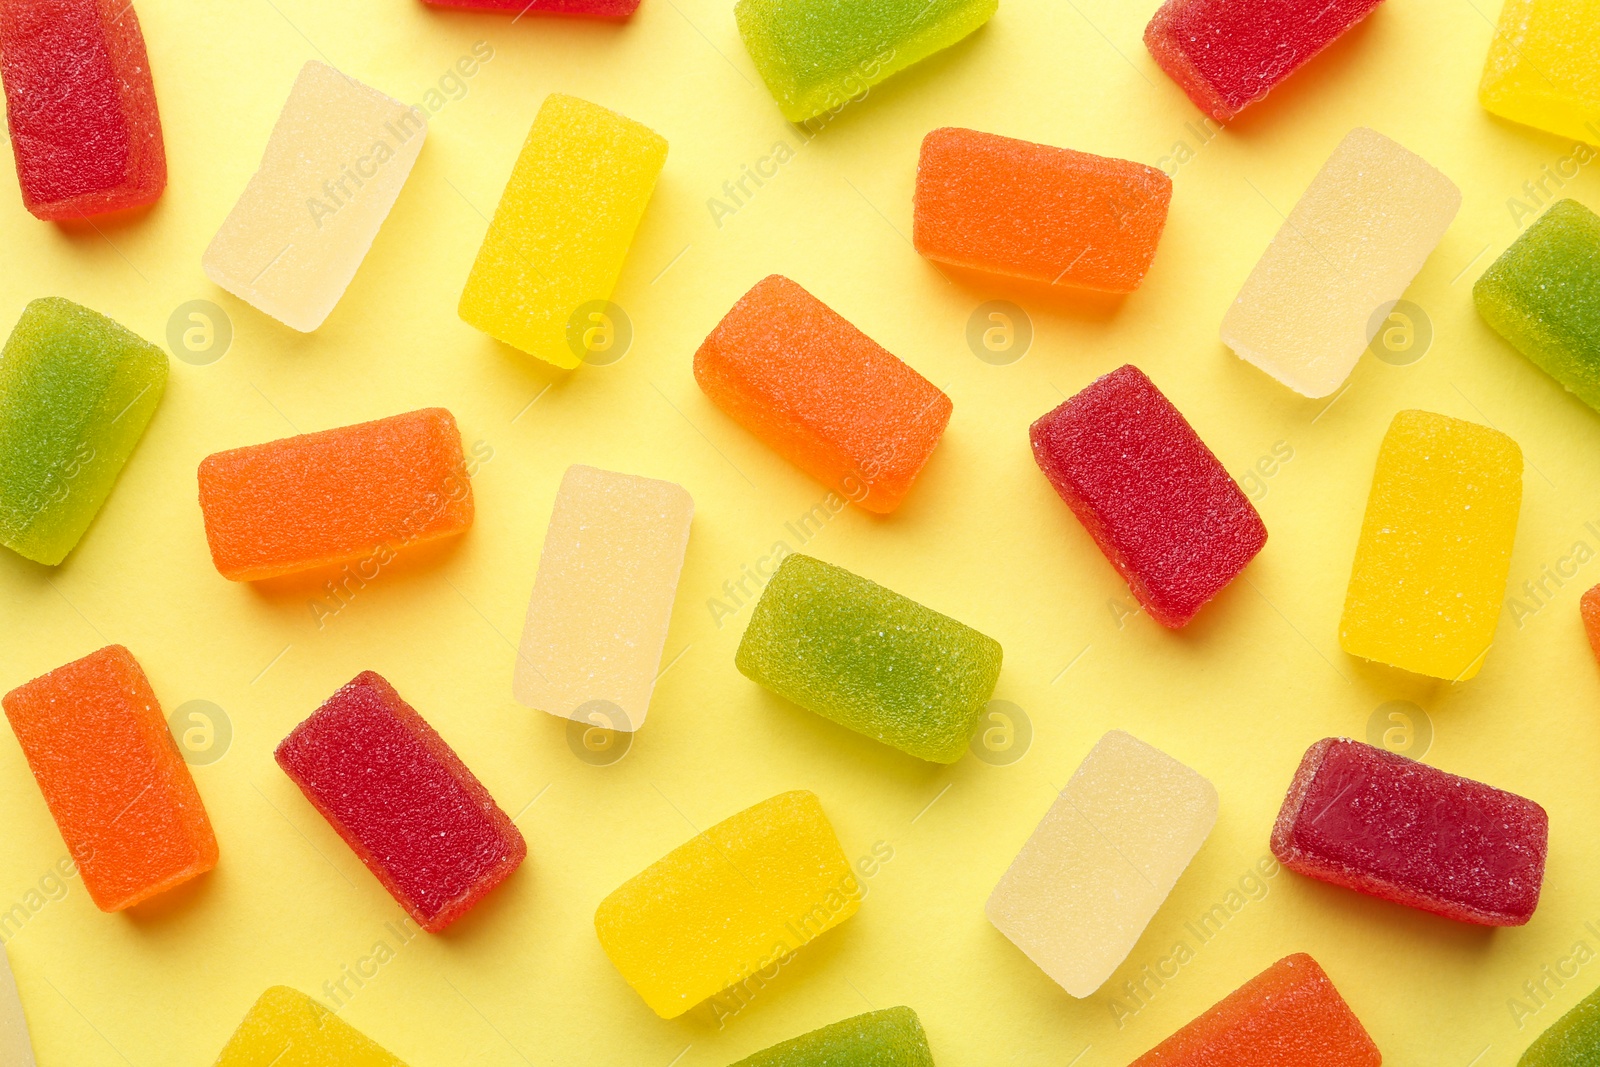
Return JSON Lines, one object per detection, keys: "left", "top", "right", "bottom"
{"left": 1129, "top": 954, "right": 1381, "bottom": 1066}
{"left": 515, "top": 465, "right": 693, "bottom": 731}
{"left": 595, "top": 790, "right": 858, "bottom": 1018}
{"left": 202, "top": 61, "right": 426, "bottom": 332}
{"left": 736, "top": 555, "right": 1001, "bottom": 763}
{"left": 1479, "top": 0, "right": 1600, "bottom": 144}
{"left": 276, "top": 672, "right": 524, "bottom": 932}
{"left": 459, "top": 94, "right": 665, "bottom": 368}
{"left": 2, "top": 645, "right": 217, "bottom": 911}
{"left": 1030, "top": 364, "right": 1265, "bottom": 628}
{"left": 0, "top": 297, "right": 166, "bottom": 565}
{"left": 1583, "top": 584, "right": 1600, "bottom": 665}
{"left": 425, "top": 0, "right": 640, "bottom": 12}
{"left": 1272, "top": 738, "right": 1548, "bottom": 925}
{"left": 1475, "top": 199, "right": 1600, "bottom": 411}
{"left": 1340, "top": 410, "right": 1522, "bottom": 680}
{"left": 1519, "top": 982, "right": 1600, "bottom": 1066}
{"left": 1220, "top": 128, "right": 1461, "bottom": 398}
{"left": 736, "top": 0, "right": 995, "bottom": 123}
{"left": 1144, "top": 0, "right": 1386, "bottom": 121}
{"left": 694, "top": 275, "right": 952, "bottom": 514}
{"left": 987, "top": 731, "right": 1217, "bottom": 998}
{"left": 0, "top": 0, "right": 165, "bottom": 219}
{"left": 197, "top": 408, "right": 474, "bottom": 582}
{"left": 215, "top": 987, "right": 407, "bottom": 1067}
{"left": 0, "top": 942, "right": 36, "bottom": 1067}
{"left": 913, "top": 128, "right": 1172, "bottom": 293}
{"left": 730, "top": 1007, "right": 934, "bottom": 1067}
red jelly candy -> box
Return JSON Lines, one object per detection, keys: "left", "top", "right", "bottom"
{"left": 421, "top": 0, "right": 640, "bottom": 16}
{"left": 1143, "top": 0, "right": 1387, "bottom": 121}
{"left": 1272, "top": 738, "right": 1548, "bottom": 926}
{"left": 1582, "top": 583, "right": 1600, "bottom": 666}
{"left": 0, "top": 0, "right": 167, "bottom": 219}
{"left": 1029, "top": 364, "right": 1266, "bottom": 628}
{"left": 275, "top": 672, "right": 525, "bottom": 932}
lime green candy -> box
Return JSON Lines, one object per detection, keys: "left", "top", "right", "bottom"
{"left": 729, "top": 1007, "right": 935, "bottom": 1067}
{"left": 736, "top": 555, "right": 1002, "bottom": 763}
{"left": 735, "top": 0, "right": 996, "bottom": 122}
{"left": 1475, "top": 199, "right": 1600, "bottom": 411}
{"left": 1519, "top": 982, "right": 1600, "bottom": 1065}
{"left": 0, "top": 298, "right": 167, "bottom": 565}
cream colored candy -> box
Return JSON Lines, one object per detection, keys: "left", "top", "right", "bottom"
{"left": 0, "top": 943, "right": 36, "bottom": 1067}
{"left": 986, "top": 730, "right": 1218, "bottom": 998}
{"left": 1220, "top": 128, "right": 1461, "bottom": 398}
{"left": 514, "top": 465, "right": 693, "bottom": 732}
{"left": 203, "top": 61, "right": 426, "bottom": 332}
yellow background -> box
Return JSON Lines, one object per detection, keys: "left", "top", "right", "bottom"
{"left": 0, "top": 0, "right": 1597, "bottom": 1063}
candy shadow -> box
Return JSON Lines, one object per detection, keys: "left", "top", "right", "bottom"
{"left": 1274, "top": 868, "right": 1502, "bottom": 958}
{"left": 50, "top": 198, "right": 163, "bottom": 239}
{"left": 1215, "top": 13, "right": 1385, "bottom": 140}
{"left": 934, "top": 262, "right": 1129, "bottom": 325}
{"left": 123, "top": 867, "right": 219, "bottom": 929}
{"left": 741, "top": 684, "right": 949, "bottom": 789}
{"left": 240, "top": 533, "right": 473, "bottom": 605}
{"left": 676, "top": 921, "right": 859, "bottom": 1034}
{"left": 432, "top": 858, "right": 535, "bottom": 945}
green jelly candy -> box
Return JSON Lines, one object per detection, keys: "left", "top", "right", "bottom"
{"left": 0, "top": 298, "right": 167, "bottom": 565}
{"left": 736, "top": 554, "right": 1002, "bottom": 763}
{"left": 735, "top": 0, "right": 996, "bottom": 123}
{"left": 729, "top": 1007, "right": 935, "bottom": 1067}
{"left": 1475, "top": 199, "right": 1600, "bottom": 411}
{"left": 1519, "top": 982, "right": 1600, "bottom": 1065}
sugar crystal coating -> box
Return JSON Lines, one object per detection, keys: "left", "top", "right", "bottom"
{"left": 1475, "top": 200, "right": 1600, "bottom": 411}
{"left": 1271, "top": 738, "right": 1547, "bottom": 925}
{"left": 1519, "top": 981, "right": 1600, "bottom": 1066}
{"left": 0, "top": 0, "right": 166, "bottom": 219}
{"left": 1129, "top": 954, "right": 1381, "bottom": 1066}
{"left": 514, "top": 464, "right": 694, "bottom": 730}
{"left": 197, "top": 407, "right": 474, "bottom": 582}
{"left": 1479, "top": 0, "right": 1600, "bottom": 144}
{"left": 274, "top": 671, "right": 525, "bottom": 933}
{"left": 1144, "top": 0, "right": 1386, "bottom": 120}
{"left": 213, "top": 986, "right": 408, "bottom": 1066}
{"left": 0, "top": 297, "right": 167, "bottom": 565}
{"left": 736, "top": 554, "right": 1002, "bottom": 763}
{"left": 459, "top": 94, "right": 665, "bottom": 368}
{"left": 2, "top": 645, "right": 217, "bottom": 912}
{"left": 729, "top": 1007, "right": 934, "bottom": 1067}
{"left": 424, "top": 0, "right": 639, "bottom": 12}
{"left": 1029, "top": 364, "right": 1265, "bottom": 628}
{"left": 1339, "top": 410, "right": 1522, "bottom": 681}
{"left": 913, "top": 128, "right": 1172, "bottom": 293}
{"left": 1582, "top": 584, "right": 1600, "bottom": 666}
{"left": 0, "top": 933, "right": 37, "bottom": 1067}
{"left": 202, "top": 61, "right": 426, "bottom": 332}
{"left": 594, "top": 790, "right": 858, "bottom": 1018}
{"left": 694, "top": 275, "right": 952, "bottom": 514}
{"left": 1221, "top": 128, "right": 1461, "bottom": 398}
{"left": 735, "top": 0, "right": 996, "bottom": 122}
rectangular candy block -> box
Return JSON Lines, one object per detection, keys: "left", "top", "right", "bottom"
{"left": 1480, "top": 0, "right": 1600, "bottom": 144}
{"left": 1475, "top": 199, "right": 1600, "bottom": 410}
{"left": 1220, "top": 128, "right": 1461, "bottom": 398}
{"left": 424, "top": 0, "right": 640, "bottom": 13}
{"left": 0, "top": 297, "right": 167, "bottom": 565}
{"left": 197, "top": 408, "right": 474, "bottom": 582}
{"left": 0, "top": 943, "right": 36, "bottom": 1067}
{"left": 1030, "top": 364, "right": 1265, "bottom": 628}
{"left": 202, "top": 61, "right": 426, "bottom": 332}
{"left": 986, "top": 731, "right": 1217, "bottom": 998}
{"left": 913, "top": 128, "right": 1172, "bottom": 293}
{"left": 215, "top": 987, "right": 407, "bottom": 1066}
{"left": 0, "top": 0, "right": 165, "bottom": 219}
{"left": 594, "top": 790, "right": 858, "bottom": 1018}
{"left": 1271, "top": 738, "right": 1548, "bottom": 925}
{"left": 275, "top": 671, "right": 525, "bottom": 933}
{"left": 514, "top": 465, "right": 693, "bottom": 732}
{"left": 730, "top": 1008, "right": 934, "bottom": 1067}
{"left": 1144, "top": 0, "right": 1387, "bottom": 121}
{"left": 1340, "top": 410, "right": 1522, "bottom": 680}
{"left": 1520, "top": 982, "right": 1600, "bottom": 1066}
{"left": 694, "top": 275, "right": 952, "bottom": 513}
{"left": 736, "top": 554, "right": 1002, "bottom": 763}
{"left": 1129, "top": 954, "right": 1381, "bottom": 1066}
{"left": 2, "top": 645, "right": 217, "bottom": 912}
{"left": 459, "top": 94, "right": 665, "bottom": 368}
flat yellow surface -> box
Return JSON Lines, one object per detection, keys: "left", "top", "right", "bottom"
{"left": 0, "top": 0, "right": 1598, "bottom": 1065}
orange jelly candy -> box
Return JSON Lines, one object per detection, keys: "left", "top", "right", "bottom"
{"left": 1582, "top": 584, "right": 1600, "bottom": 665}
{"left": 2, "top": 645, "right": 218, "bottom": 912}
{"left": 198, "top": 408, "right": 475, "bottom": 581}
{"left": 913, "top": 127, "right": 1173, "bottom": 293}
{"left": 1129, "top": 954, "right": 1381, "bottom": 1066}
{"left": 693, "top": 275, "right": 952, "bottom": 514}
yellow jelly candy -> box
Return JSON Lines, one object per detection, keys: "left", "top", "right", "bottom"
{"left": 213, "top": 987, "right": 407, "bottom": 1066}
{"left": 458, "top": 94, "right": 666, "bottom": 369}
{"left": 594, "top": 790, "right": 859, "bottom": 1018}
{"left": 1340, "top": 411, "right": 1523, "bottom": 681}
{"left": 1479, "top": 0, "right": 1600, "bottom": 145}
